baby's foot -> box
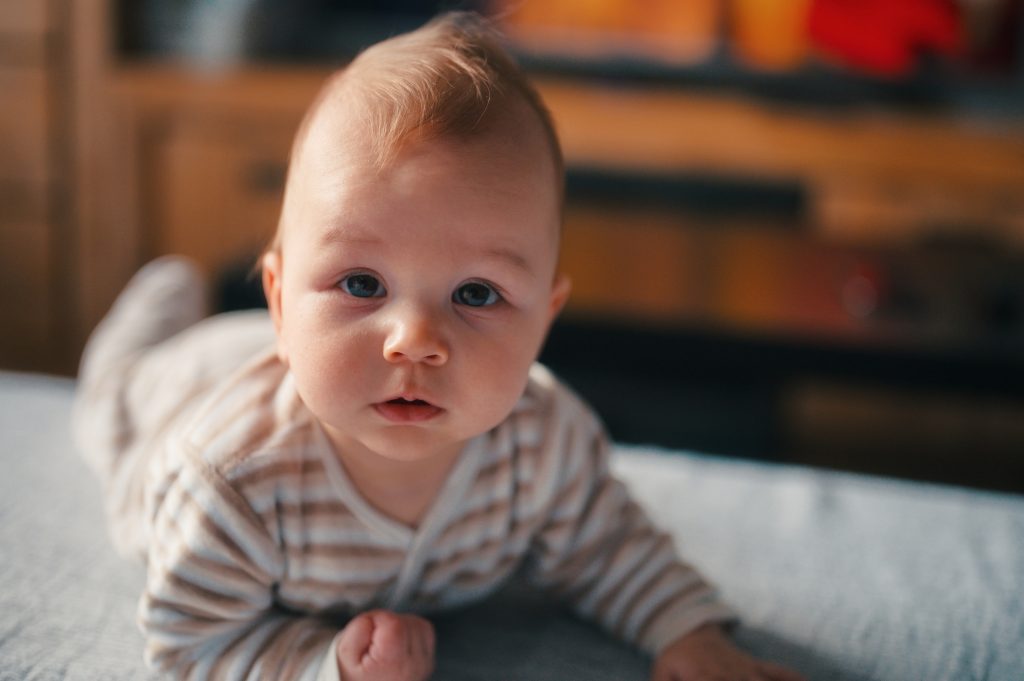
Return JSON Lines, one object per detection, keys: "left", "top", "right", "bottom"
{"left": 336, "top": 610, "right": 435, "bottom": 681}
{"left": 113, "top": 255, "right": 207, "bottom": 343}
{"left": 77, "top": 255, "right": 207, "bottom": 392}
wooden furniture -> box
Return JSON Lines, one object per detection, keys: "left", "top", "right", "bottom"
{"left": 0, "top": 1, "right": 72, "bottom": 372}
{"left": 4, "top": 0, "right": 1023, "bottom": 487}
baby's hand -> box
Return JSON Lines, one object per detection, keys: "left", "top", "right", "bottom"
{"left": 652, "top": 624, "right": 806, "bottom": 681}
{"left": 336, "top": 610, "right": 435, "bottom": 681}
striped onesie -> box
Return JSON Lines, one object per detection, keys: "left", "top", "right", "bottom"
{"left": 72, "top": 259, "right": 735, "bottom": 680}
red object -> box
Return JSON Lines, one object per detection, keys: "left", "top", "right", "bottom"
{"left": 807, "top": 0, "right": 964, "bottom": 77}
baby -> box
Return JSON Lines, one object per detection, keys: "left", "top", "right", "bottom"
{"left": 73, "top": 12, "right": 804, "bottom": 681}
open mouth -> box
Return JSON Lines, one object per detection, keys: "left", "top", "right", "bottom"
{"left": 387, "top": 398, "right": 431, "bottom": 406}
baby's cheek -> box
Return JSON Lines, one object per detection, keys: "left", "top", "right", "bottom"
{"left": 467, "top": 350, "right": 532, "bottom": 418}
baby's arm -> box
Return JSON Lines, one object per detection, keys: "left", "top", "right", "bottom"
{"left": 141, "top": 443, "right": 339, "bottom": 679}
{"left": 526, "top": 402, "right": 802, "bottom": 680}
{"left": 525, "top": 408, "right": 735, "bottom": 654}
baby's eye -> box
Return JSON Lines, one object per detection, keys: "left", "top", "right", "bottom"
{"left": 453, "top": 282, "right": 501, "bottom": 308}
{"left": 340, "top": 273, "right": 385, "bottom": 298}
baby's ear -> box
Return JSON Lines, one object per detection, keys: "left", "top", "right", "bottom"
{"left": 261, "top": 251, "right": 289, "bottom": 365}
{"left": 548, "top": 273, "right": 572, "bottom": 322}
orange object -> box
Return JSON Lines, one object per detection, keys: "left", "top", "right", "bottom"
{"left": 731, "top": 0, "right": 814, "bottom": 71}
{"left": 631, "top": 0, "right": 722, "bottom": 63}
{"left": 495, "top": 0, "right": 721, "bottom": 64}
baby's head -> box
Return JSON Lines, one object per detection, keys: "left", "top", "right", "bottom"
{"left": 262, "top": 12, "right": 572, "bottom": 463}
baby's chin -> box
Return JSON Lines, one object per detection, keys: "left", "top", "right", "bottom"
{"left": 332, "top": 423, "right": 471, "bottom": 463}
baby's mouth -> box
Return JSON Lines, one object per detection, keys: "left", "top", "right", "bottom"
{"left": 374, "top": 397, "right": 443, "bottom": 423}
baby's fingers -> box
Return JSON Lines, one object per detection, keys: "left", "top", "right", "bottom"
{"left": 336, "top": 614, "right": 375, "bottom": 666}
{"left": 413, "top": 618, "right": 435, "bottom": 657}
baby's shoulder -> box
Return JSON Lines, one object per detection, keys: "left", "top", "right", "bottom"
{"left": 514, "top": 363, "right": 603, "bottom": 438}
{"left": 171, "top": 350, "right": 315, "bottom": 478}
{"left": 494, "top": 363, "right": 605, "bottom": 470}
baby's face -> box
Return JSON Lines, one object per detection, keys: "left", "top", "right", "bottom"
{"left": 264, "top": 126, "right": 569, "bottom": 464}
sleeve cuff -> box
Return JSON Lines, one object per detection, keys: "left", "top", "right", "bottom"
{"left": 640, "top": 599, "right": 740, "bottom": 656}
{"left": 313, "top": 632, "right": 344, "bottom": 681}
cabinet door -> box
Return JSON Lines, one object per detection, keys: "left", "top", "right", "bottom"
{"left": 0, "top": 62, "right": 56, "bottom": 371}
{"left": 151, "top": 118, "right": 294, "bottom": 276}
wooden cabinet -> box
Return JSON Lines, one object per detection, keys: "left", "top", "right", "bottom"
{"left": 0, "top": 1, "right": 68, "bottom": 373}
{"left": 4, "top": 1, "right": 1024, "bottom": 490}
{"left": 151, "top": 117, "right": 293, "bottom": 275}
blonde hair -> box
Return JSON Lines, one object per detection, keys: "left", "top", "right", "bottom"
{"left": 267, "top": 11, "right": 563, "bottom": 255}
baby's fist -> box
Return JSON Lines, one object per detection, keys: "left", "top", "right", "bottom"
{"left": 336, "top": 610, "right": 435, "bottom": 681}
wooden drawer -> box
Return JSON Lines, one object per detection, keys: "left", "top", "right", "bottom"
{"left": 0, "top": 65, "right": 50, "bottom": 185}
{"left": 813, "top": 177, "right": 1024, "bottom": 249}
{"left": 785, "top": 381, "right": 1024, "bottom": 492}
{"left": 0, "top": 1, "right": 50, "bottom": 36}
{"left": 151, "top": 118, "right": 294, "bottom": 276}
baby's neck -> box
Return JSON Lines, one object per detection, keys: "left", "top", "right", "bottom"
{"left": 334, "top": 440, "right": 465, "bottom": 529}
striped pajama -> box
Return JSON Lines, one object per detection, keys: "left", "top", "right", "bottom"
{"left": 73, "top": 261, "right": 735, "bottom": 680}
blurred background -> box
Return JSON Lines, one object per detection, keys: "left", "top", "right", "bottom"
{"left": 2, "top": 0, "right": 1023, "bottom": 491}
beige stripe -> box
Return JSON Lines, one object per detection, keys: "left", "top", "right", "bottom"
{"left": 535, "top": 478, "right": 622, "bottom": 562}
{"left": 175, "top": 541, "right": 261, "bottom": 590}
{"left": 206, "top": 619, "right": 280, "bottom": 680}
{"left": 148, "top": 464, "right": 184, "bottom": 534}
{"left": 276, "top": 581, "right": 389, "bottom": 612}
{"left": 177, "top": 655, "right": 198, "bottom": 679}
{"left": 280, "top": 624, "right": 336, "bottom": 678}
{"left": 633, "top": 580, "right": 711, "bottom": 644}
{"left": 162, "top": 485, "right": 267, "bottom": 581}
{"left": 279, "top": 575, "right": 393, "bottom": 596}
{"left": 257, "top": 619, "right": 310, "bottom": 678}
{"left": 542, "top": 460, "right": 590, "bottom": 521}
{"left": 158, "top": 569, "right": 253, "bottom": 615}
{"left": 610, "top": 561, "right": 700, "bottom": 634}
{"left": 535, "top": 523, "right": 624, "bottom": 595}
{"left": 472, "top": 455, "right": 513, "bottom": 488}
{"left": 423, "top": 519, "right": 532, "bottom": 583}
{"left": 142, "top": 593, "right": 240, "bottom": 626}
{"left": 153, "top": 479, "right": 273, "bottom": 590}
{"left": 187, "top": 446, "right": 279, "bottom": 569}
{"left": 590, "top": 532, "right": 670, "bottom": 621}
{"left": 258, "top": 499, "right": 356, "bottom": 522}
{"left": 609, "top": 562, "right": 686, "bottom": 636}
{"left": 441, "top": 552, "right": 522, "bottom": 592}
{"left": 286, "top": 542, "right": 406, "bottom": 561}
{"left": 432, "top": 495, "right": 513, "bottom": 548}
{"left": 192, "top": 381, "right": 279, "bottom": 454}
{"left": 234, "top": 456, "right": 328, "bottom": 489}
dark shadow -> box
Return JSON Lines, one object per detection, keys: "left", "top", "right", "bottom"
{"left": 430, "top": 579, "right": 865, "bottom": 681}
{"left": 432, "top": 580, "right": 648, "bottom": 680}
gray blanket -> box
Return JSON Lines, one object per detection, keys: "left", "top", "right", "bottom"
{"left": 1, "top": 372, "right": 1021, "bottom": 680}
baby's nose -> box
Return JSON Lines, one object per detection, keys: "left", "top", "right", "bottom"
{"left": 382, "top": 305, "right": 449, "bottom": 366}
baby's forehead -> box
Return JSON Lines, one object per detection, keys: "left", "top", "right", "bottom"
{"left": 283, "top": 140, "right": 560, "bottom": 267}
{"left": 303, "top": 86, "right": 550, "bottom": 169}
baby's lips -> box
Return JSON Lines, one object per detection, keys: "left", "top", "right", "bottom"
{"left": 374, "top": 400, "right": 444, "bottom": 423}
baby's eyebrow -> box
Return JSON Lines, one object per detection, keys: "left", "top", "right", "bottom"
{"left": 316, "top": 227, "right": 381, "bottom": 248}
{"left": 317, "top": 226, "right": 532, "bottom": 274}
{"left": 483, "top": 247, "right": 532, "bottom": 275}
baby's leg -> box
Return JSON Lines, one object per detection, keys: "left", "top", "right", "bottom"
{"left": 73, "top": 256, "right": 208, "bottom": 482}
{"left": 72, "top": 256, "right": 277, "bottom": 558}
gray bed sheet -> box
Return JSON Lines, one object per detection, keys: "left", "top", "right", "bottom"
{"left": 1, "top": 371, "right": 1021, "bottom": 680}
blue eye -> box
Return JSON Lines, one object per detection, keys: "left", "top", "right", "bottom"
{"left": 454, "top": 282, "right": 500, "bottom": 307}
{"left": 341, "top": 274, "right": 385, "bottom": 298}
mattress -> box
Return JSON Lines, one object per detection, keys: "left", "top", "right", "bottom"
{"left": 1, "top": 371, "right": 1021, "bottom": 680}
